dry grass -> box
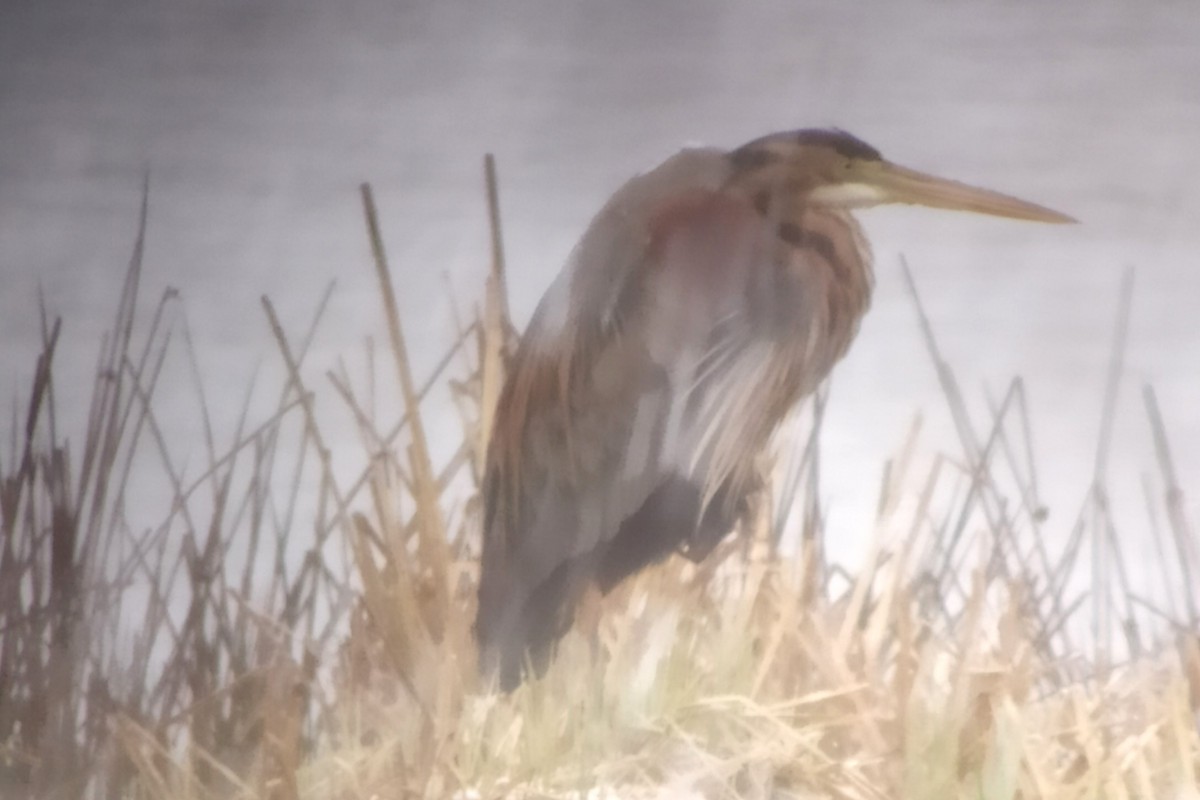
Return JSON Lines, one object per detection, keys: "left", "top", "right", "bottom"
{"left": 1, "top": 168, "right": 1197, "bottom": 799}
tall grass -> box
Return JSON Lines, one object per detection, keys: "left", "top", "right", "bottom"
{"left": 1, "top": 166, "right": 1196, "bottom": 799}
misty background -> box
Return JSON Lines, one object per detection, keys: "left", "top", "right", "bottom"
{"left": 1, "top": 0, "right": 1197, "bottom": 589}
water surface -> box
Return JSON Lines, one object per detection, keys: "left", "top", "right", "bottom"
{"left": 2, "top": 0, "right": 1197, "bottom": 577}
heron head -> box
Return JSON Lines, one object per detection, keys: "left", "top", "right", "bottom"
{"left": 728, "top": 128, "right": 1076, "bottom": 224}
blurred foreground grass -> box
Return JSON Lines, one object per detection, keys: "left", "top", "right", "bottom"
{"left": 1, "top": 170, "right": 1198, "bottom": 799}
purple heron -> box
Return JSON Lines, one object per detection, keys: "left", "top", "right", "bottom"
{"left": 476, "top": 128, "right": 1073, "bottom": 689}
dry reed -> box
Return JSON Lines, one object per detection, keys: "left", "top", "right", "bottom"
{"left": 0, "top": 166, "right": 1196, "bottom": 799}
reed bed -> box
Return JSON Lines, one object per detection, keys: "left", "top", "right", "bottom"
{"left": 0, "top": 165, "right": 1196, "bottom": 799}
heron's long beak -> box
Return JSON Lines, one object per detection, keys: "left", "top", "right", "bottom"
{"left": 826, "top": 160, "right": 1077, "bottom": 224}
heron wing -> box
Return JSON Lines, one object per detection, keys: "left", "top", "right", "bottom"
{"left": 478, "top": 147, "right": 778, "bottom": 685}
{"left": 484, "top": 146, "right": 738, "bottom": 553}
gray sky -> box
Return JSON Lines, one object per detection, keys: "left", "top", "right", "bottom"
{"left": 2, "top": 0, "right": 1197, "bottom": 574}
